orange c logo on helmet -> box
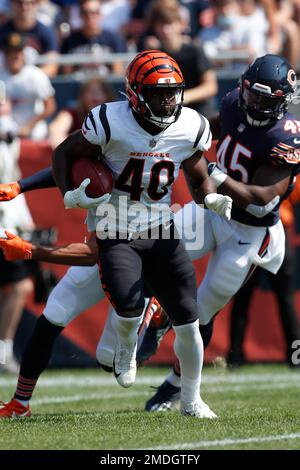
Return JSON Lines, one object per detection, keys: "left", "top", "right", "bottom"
{"left": 287, "top": 69, "right": 297, "bottom": 88}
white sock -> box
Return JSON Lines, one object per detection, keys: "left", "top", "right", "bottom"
{"left": 5, "top": 339, "right": 13, "bottom": 359}
{"left": 166, "top": 369, "right": 181, "bottom": 388}
{"left": 0, "top": 339, "right": 13, "bottom": 364}
{"left": 0, "top": 340, "right": 6, "bottom": 364}
{"left": 111, "top": 309, "right": 144, "bottom": 349}
{"left": 96, "top": 309, "right": 117, "bottom": 367}
{"left": 173, "top": 320, "right": 203, "bottom": 404}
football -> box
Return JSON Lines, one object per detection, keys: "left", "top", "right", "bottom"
{"left": 71, "top": 157, "right": 114, "bottom": 198}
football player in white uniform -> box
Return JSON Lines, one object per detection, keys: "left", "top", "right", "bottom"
{"left": 0, "top": 50, "right": 232, "bottom": 419}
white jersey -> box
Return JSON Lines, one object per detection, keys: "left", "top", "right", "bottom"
{"left": 82, "top": 101, "right": 211, "bottom": 233}
{"left": 0, "top": 64, "right": 55, "bottom": 140}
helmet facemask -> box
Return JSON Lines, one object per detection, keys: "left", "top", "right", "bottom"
{"left": 240, "top": 82, "right": 290, "bottom": 127}
{"left": 139, "top": 84, "right": 184, "bottom": 128}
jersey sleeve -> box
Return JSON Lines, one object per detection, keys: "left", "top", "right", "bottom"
{"left": 269, "top": 136, "right": 300, "bottom": 167}
{"left": 81, "top": 104, "right": 109, "bottom": 147}
{"left": 192, "top": 113, "right": 212, "bottom": 152}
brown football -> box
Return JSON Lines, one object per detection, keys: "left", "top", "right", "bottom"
{"left": 71, "top": 157, "right": 114, "bottom": 198}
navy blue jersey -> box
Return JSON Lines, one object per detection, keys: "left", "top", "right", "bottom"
{"left": 217, "top": 88, "right": 300, "bottom": 226}
{"left": 0, "top": 20, "right": 58, "bottom": 53}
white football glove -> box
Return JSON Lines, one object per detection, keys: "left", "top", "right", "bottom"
{"left": 204, "top": 193, "right": 232, "bottom": 221}
{"left": 207, "top": 162, "right": 227, "bottom": 188}
{"left": 64, "top": 178, "right": 111, "bottom": 209}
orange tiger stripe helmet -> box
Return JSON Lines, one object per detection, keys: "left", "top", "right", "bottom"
{"left": 126, "top": 50, "right": 185, "bottom": 128}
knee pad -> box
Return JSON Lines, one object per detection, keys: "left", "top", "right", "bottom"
{"left": 67, "top": 265, "right": 99, "bottom": 287}
{"left": 43, "top": 266, "right": 103, "bottom": 327}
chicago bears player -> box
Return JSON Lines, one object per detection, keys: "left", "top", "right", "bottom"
{"left": 0, "top": 50, "right": 233, "bottom": 420}
{"left": 0, "top": 53, "right": 295, "bottom": 419}
{"left": 140, "top": 54, "right": 300, "bottom": 412}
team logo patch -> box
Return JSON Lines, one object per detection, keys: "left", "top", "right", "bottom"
{"left": 287, "top": 69, "right": 297, "bottom": 89}
{"left": 271, "top": 142, "right": 300, "bottom": 164}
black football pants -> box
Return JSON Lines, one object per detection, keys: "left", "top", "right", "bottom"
{"left": 97, "top": 225, "right": 199, "bottom": 326}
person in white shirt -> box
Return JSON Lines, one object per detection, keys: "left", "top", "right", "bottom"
{"left": 0, "top": 32, "right": 56, "bottom": 140}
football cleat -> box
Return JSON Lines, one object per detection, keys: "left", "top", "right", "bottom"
{"left": 181, "top": 399, "right": 218, "bottom": 419}
{"left": 137, "top": 301, "right": 172, "bottom": 366}
{"left": 145, "top": 380, "right": 181, "bottom": 411}
{"left": 0, "top": 399, "right": 31, "bottom": 418}
{"left": 137, "top": 322, "right": 172, "bottom": 366}
{"left": 113, "top": 342, "right": 137, "bottom": 388}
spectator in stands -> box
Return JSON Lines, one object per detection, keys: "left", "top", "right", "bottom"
{"left": 227, "top": 177, "right": 300, "bottom": 369}
{"left": 0, "top": 0, "right": 59, "bottom": 77}
{"left": 60, "top": 0, "right": 127, "bottom": 76}
{"left": 100, "top": 0, "right": 131, "bottom": 36}
{"left": 37, "top": 0, "right": 63, "bottom": 28}
{"left": 139, "top": 0, "right": 217, "bottom": 117}
{"left": 268, "top": 0, "right": 300, "bottom": 69}
{"left": 49, "top": 77, "right": 115, "bottom": 148}
{"left": 0, "top": 0, "right": 9, "bottom": 25}
{"left": 0, "top": 32, "right": 56, "bottom": 140}
{"left": 0, "top": 99, "right": 34, "bottom": 374}
{"left": 198, "top": 0, "right": 269, "bottom": 68}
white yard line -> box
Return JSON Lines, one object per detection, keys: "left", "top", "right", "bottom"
{"left": 32, "top": 390, "right": 150, "bottom": 406}
{"left": 27, "top": 380, "right": 300, "bottom": 406}
{"left": 0, "top": 372, "right": 298, "bottom": 388}
{"left": 142, "top": 433, "right": 300, "bottom": 450}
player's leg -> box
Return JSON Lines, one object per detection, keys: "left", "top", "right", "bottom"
{"left": 43, "top": 265, "right": 103, "bottom": 326}
{"left": 174, "top": 201, "right": 216, "bottom": 261}
{"left": 97, "top": 238, "right": 146, "bottom": 388}
{"left": 138, "top": 203, "right": 216, "bottom": 365}
{"left": 227, "top": 269, "right": 260, "bottom": 367}
{"left": 145, "top": 220, "right": 272, "bottom": 412}
{"left": 0, "top": 255, "right": 33, "bottom": 374}
{"left": 0, "top": 265, "right": 103, "bottom": 417}
{"left": 97, "top": 296, "right": 154, "bottom": 372}
{"left": 143, "top": 226, "right": 216, "bottom": 418}
{"left": 197, "top": 223, "right": 272, "bottom": 326}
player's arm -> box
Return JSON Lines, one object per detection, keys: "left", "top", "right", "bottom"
{"left": 0, "top": 167, "right": 56, "bottom": 201}
{"left": 31, "top": 241, "right": 98, "bottom": 266}
{"left": 212, "top": 163, "right": 293, "bottom": 207}
{"left": 52, "top": 130, "right": 101, "bottom": 195}
{"left": 52, "top": 128, "right": 110, "bottom": 209}
{"left": 182, "top": 151, "right": 232, "bottom": 220}
{"left": 182, "top": 151, "right": 216, "bottom": 203}
{"left": 0, "top": 231, "right": 98, "bottom": 266}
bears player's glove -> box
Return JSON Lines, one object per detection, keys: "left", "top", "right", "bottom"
{"left": 64, "top": 178, "right": 111, "bottom": 209}
{"left": 0, "top": 231, "right": 32, "bottom": 261}
{"left": 204, "top": 193, "right": 232, "bottom": 220}
{"left": 0, "top": 182, "right": 21, "bottom": 201}
{"left": 207, "top": 163, "right": 227, "bottom": 188}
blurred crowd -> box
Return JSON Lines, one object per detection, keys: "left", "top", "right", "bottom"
{"left": 0, "top": 0, "right": 300, "bottom": 78}
{"left": 0, "top": 0, "right": 300, "bottom": 142}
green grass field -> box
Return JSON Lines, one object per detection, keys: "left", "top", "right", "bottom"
{"left": 0, "top": 364, "right": 299, "bottom": 450}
